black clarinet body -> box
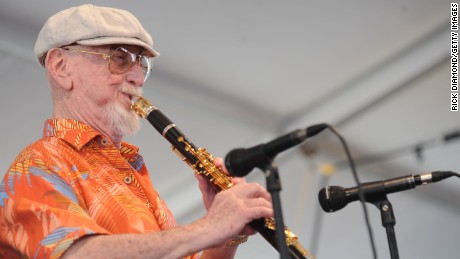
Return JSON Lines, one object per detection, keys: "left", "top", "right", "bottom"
{"left": 131, "top": 96, "right": 313, "bottom": 259}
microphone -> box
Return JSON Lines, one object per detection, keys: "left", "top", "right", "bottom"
{"left": 318, "top": 171, "right": 457, "bottom": 212}
{"left": 225, "top": 123, "right": 328, "bottom": 177}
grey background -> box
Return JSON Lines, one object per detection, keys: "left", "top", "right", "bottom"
{"left": 0, "top": 1, "right": 459, "bottom": 258}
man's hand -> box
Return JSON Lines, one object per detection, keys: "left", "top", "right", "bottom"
{"left": 195, "top": 157, "right": 273, "bottom": 245}
{"left": 194, "top": 157, "right": 228, "bottom": 210}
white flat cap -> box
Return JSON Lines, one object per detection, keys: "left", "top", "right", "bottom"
{"left": 34, "top": 4, "right": 159, "bottom": 67}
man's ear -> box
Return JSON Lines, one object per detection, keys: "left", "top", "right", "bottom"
{"left": 45, "top": 48, "right": 73, "bottom": 90}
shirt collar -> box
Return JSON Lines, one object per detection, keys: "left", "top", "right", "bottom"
{"left": 43, "top": 119, "right": 102, "bottom": 150}
{"left": 43, "top": 119, "right": 143, "bottom": 170}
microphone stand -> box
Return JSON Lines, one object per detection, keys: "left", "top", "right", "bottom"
{"left": 370, "top": 196, "right": 400, "bottom": 259}
{"left": 263, "top": 162, "right": 290, "bottom": 259}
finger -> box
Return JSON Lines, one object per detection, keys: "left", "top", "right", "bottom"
{"left": 231, "top": 177, "right": 246, "bottom": 185}
{"left": 240, "top": 225, "right": 257, "bottom": 236}
{"left": 213, "top": 157, "right": 230, "bottom": 175}
{"left": 245, "top": 206, "right": 274, "bottom": 219}
{"left": 213, "top": 157, "right": 223, "bottom": 167}
{"left": 233, "top": 182, "right": 272, "bottom": 202}
{"left": 194, "top": 174, "right": 216, "bottom": 197}
{"left": 194, "top": 173, "right": 208, "bottom": 190}
{"left": 244, "top": 197, "right": 273, "bottom": 210}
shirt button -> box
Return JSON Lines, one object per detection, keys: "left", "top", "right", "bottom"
{"left": 124, "top": 176, "right": 132, "bottom": 184}
{"left": 101, "top": 139, "right": 109, "bottom": 146}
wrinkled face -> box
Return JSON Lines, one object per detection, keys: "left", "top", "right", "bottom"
{"left": 65, "top": 44, "right": 148, "bottom": 137}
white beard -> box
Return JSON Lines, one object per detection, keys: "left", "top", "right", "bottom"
{"left": 106, "top": 85, "right": 143, "bottom": 137}
{"left": 106, "top": 103, "right": 140, "bottom": 137}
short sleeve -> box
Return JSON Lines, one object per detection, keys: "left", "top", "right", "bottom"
{"left": 0, "top": 159, "right": 109, "bottom": 258}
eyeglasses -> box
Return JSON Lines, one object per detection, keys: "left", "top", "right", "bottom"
{"left": 63, "top": 46, "right": 153, "bottom": 81}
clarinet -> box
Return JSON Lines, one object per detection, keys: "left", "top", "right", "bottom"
{"left": 132, "top": 96, "right": 314, "bottom": 259}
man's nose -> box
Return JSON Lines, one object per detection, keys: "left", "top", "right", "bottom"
{"left": 126, "top": 63, "right": 145, "bottom": 87}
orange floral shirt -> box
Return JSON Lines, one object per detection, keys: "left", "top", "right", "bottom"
{"left": 0, "top": 119, "right": 198, "bottom": 258}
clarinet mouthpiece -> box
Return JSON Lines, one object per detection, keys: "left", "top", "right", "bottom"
{"left": 131, "top": 96, "right": 156, "bottom": 118}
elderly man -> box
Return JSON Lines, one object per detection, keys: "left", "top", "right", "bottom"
{"left": 0, "top": 4, "right": 273, "bottom": 258}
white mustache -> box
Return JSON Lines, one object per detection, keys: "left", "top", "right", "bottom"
{"left": 119, "top": 85, "right": 143, "bottom": 98}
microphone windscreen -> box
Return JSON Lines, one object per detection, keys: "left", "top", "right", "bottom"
{"left": 318, "top": 186, "right": 348, "bottom": 213}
